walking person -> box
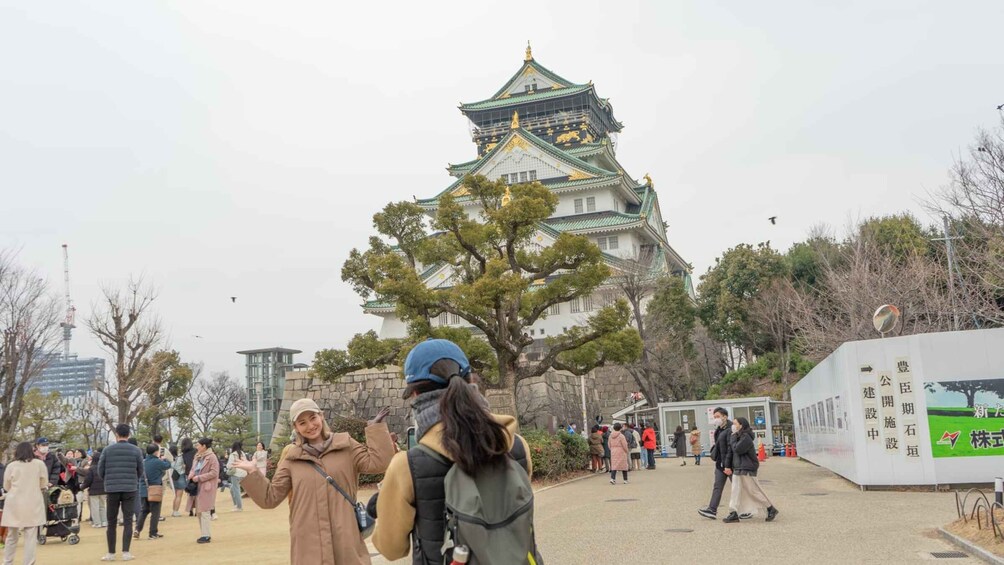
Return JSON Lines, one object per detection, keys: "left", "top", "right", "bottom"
{"left": 174, "top": 439, "right": 195, "bottom": 517}
{"left": 97, "top": 423, "right": 144, "bottom": 562}
{"left": 225, "top": 442, "right": 248, "bottom": 512}
{"left": 587, "top": 426, "right": 604, "bottom": 473}
{"left": 608, "top": 423, "right": 630, "bottom": 484}
{"left": 722, "top": 417, "right": 779, "bottom": 523}
{"left": 82, "top": 448, "right": 108, "bottom": 528}
{"left": 642, "top": 423, "right": 657, "bottom": 469}
{"left": 698, "top": 407, "right": 733, "bottom": 520}
{"left": 628, "top": 424, "right": 642, "bottom": 471}
{"left": 151, "top": 435, "right": 174, "bottom": 500}
{"left": 187, "top": 438, "right": 219, "bottom": 544}
{"left": 674, "top": 426, "right": 687, "bottom": 466}
{"left": 690, "top": 426, "right": 702, "bottom": 465}
{"left": 135, "top": 445, "right": 171, "bottom": 540}
{"left": 370, "top": 339, "right": 539, "bottom": 565}
{"left": 252, "top": 442, "right": 268, "bottom": 476}
{"left": 601, "top": 426, "right": 611, "bottom": 472}
{"left": 233, "top": 397, "right": 394, "bottom": 565}
{"left": 2, "top": 442, "right": 47, "bottom": 565}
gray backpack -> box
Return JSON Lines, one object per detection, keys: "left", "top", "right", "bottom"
{"left": 418, "top": 442, "right": 543, "bottom": 565}
{"left": 625, "top": 430, "right": 638, "bottom": 449}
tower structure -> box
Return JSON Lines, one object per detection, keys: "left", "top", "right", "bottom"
{"left": 364, "top": 47, "right": 692, "bottom": 339}
{"left": 60, "top": 244, "right": 75, "bottom": 359}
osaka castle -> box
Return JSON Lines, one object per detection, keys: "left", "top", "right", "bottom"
{"left": 365, "top": 45, "right": 692, "bottom": 340}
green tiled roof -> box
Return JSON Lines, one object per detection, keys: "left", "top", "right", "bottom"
{"left": 363, "top": 299, "right": 394, "bottom": 310}
{"left": 489, "top": 59, "right": 579, "bottom": 100}
{"left": 461, "top": 84, "right": 592, "bottom": 111}
{"left": 542, "top": 212, "right": 644, "bottom": 232}
{"left": 419, "top": 127, "right": 619, "bottom": 205}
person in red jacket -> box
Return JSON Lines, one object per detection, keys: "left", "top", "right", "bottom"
{"left": 641, "top": 424, "right": 657, "bottom": 469}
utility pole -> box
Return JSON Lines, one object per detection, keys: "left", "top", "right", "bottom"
{"left": 932, "top": 217, "right": 963, "bottom": 331}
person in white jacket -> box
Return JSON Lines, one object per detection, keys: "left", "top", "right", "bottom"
{"left": 225, "top": 442, "right": 249, "bottom": 511}
{"left": 2, "top": 442, "right": 48, "bottom": 565}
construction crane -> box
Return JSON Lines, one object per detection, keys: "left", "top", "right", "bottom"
{"left": 60, "top": 243, "right": 75, "bottom": 359}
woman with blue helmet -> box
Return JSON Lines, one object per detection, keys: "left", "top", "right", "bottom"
{"left": 371, "top": 339, "right": 534, "bottom": 564}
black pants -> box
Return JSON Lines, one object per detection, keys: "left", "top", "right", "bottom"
{"left": 707, "top": 467, "right": 732, "bottom": 513}
{"left": 106, "top": 491, "right": 136, "bottom": 553}
{"left": 646, "top": 448, "right": 656, "bottom": 468}
{"left": 136, "top": 497, "right": 162, "bottom": 536}
{"left": 610, "top": 470, "right": 628, "bottom": 481}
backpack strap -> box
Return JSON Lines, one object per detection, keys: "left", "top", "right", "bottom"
{"left": 305, "top": 461, "right": 356, "bottom": 505}
{"left": 415, "top": 444, "right": 451, "bottom": 467}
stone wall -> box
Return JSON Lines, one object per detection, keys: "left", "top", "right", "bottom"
{"left": 270, "top": 365, "right": 641, "bottom": 447}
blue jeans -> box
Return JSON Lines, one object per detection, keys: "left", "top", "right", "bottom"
{"left": 229, "top": 475, "right": 243, "bottom": 509}
{"left": 640, "top": 449, "right": 649, "bottom": 468}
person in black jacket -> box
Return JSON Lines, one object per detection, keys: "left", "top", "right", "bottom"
{"left": 698, "top": 407, "right": 734, "bottom": 520}
{"left": 722, "top": 417, "right": 778, "bottom": 523}
{"left": 34, "top": 438, "right": 62, "bottom": 487}
{"left": 97, "top": 424, "right": 144, "bottom": 562}
{"left": 82, "top": 448, "right": 108, "bottom": 528}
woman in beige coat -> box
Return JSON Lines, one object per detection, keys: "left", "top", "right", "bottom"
{"left": 235, "top": 398, "right": 395, "bottom": 565}
{"left": 2, "top": 442, "right": 48, "bottom": 565}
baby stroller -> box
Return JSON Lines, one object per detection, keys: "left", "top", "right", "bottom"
{"left": 38, "top": 486, "right": 80, "bottom": 545}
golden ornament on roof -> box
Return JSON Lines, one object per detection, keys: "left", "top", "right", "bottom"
{"left": 644, "top": 173, "right": 654, "bottom": 187}
{"left": 511, "top": 111, "right": 520, "bottom": 129}
{"left": 501, "top": 186, "right": 513, "bottom": 207}
{"left": 525, "top": 41, "right": 533, "bottom": 62}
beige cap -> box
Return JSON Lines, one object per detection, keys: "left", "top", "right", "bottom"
{"left": 289, "top": 398, "right": 322, "bottom": 423}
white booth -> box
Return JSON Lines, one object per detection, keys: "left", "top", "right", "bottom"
{"left": 791, "top": 327, "right": 1004, "bottom": 486}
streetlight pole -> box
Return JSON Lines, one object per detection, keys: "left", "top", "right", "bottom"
{"left": 255, "top": 380, "right": 263, "bottom": 443}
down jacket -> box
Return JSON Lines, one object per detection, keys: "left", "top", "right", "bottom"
{"left": 97, "top": 441, "right": 144, "bottom": 493}
{"left": 729, "top": 429, "right": 760, "bottom": 476}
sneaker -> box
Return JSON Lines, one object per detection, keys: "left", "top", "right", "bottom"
{"left": 722, "top": 511, "right": 740, "bottom": 523}
{"left": 623, "top": 479, "right": 629, "bottom": 484}
{"left": 100, "top": 554, "right": 116, "bottom": 561}
{"left": 211, "top": 514, "right": 218, "bottom": 521}
{"left": 133, "top": 531, "right": 140, "bottom": 539}
{"left": 197, "top": 536, "right": 212, "bottom": 544}
{"left": 697, "top": 508, "right": 717, "bottom": 520}
{"left": 230, "top": 508, "right": 242, "bottom": 512}
{"left": 171, "top": 512, "right": 181, "bottom": 517}
{"left": 740, "top": 513, "right": 753, "bottom": 520}
{"left": 766, "top": 506, "right": 779, "bottom": 522}
{"left": 609, "top": 479, "right": 616, "bottom": 485}
{"left": 148, "top": 533, "right": 164, "bottom": 540}
{"left": 159, "top": 517, "right": 166, "bottom": 522}
{"left": 122, "top": 552, "right": 135, "bottom": 561}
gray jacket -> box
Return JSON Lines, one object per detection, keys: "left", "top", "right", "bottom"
{"left": 97, "top": 441, "right": 144, "bottom": 493}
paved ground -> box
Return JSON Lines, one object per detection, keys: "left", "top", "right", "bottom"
{"left": 17, "top": 457, "right": 982, "bottom": 564}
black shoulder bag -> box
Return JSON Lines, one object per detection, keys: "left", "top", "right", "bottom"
{"left": 308, "top": 462, "right": 374, "bottom": 537}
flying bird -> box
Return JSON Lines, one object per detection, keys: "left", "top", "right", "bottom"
{"left": 230, "top": 297, "right": 237, "bottom": 303}
{"left": 997, "top": 103, "right": 1004, "bottom": 111}
{"left": 768, "top": 216, "right": 777, "bottom": 225}
{"left": 193, "top": 335, "right": 204, "bottom": 339}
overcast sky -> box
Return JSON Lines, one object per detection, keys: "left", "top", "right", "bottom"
{"left": 2, "top": 1, "right": 1002, "bottom": 382}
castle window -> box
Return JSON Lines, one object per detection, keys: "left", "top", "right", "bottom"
{"left": 583, "top": 295, "right": 593, "bottom": 311}
{"left": 586, "top": 197, "right": 596, "bottom": 212}
{"left": 597, "top": 235, "right": 620, "bottom": 251}
{"left": 570, "top": 298, "right": 581, "bottom": 313}
{"left": 439, "top": 312, "right": 448, "bottom": 326}
{"left": 520, "top": 171, "right": 527, "bottom": 183}
{"left": 529, "top": 170, "right": 537, "bottom": 181}
{"left": 451, "top": 313, "right": 460, "bottom": 324}
{"left": 549, "top": 303, "right": 560, "bottom": 315}
{"left": 574, "top": 199, "right": 583, "bottom": 214}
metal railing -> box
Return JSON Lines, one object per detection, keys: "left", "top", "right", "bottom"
{"left": 955, "top": 488, "right": 1004, "bottom": 541}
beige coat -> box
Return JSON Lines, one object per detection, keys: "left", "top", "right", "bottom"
{"left": 1, "top": 460, "right": 47, "bottom": 527}
{"left": 372, "top": 414, "right": 532, "bottom": 562}
{"left": 189, "top": 452, "right": 219, "bottom": 514}
{"left": 243, "top": 423, "right": 394, "bottom": 565}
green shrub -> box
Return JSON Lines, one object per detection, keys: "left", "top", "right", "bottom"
{"left": 772, "top": 369, "right": 783, "bottom": 383}
{"left": 522, "top": 430, "right": 568, "bottom": 479}
{"left": 556, "top": 430, "right": 589, "bottom": 471}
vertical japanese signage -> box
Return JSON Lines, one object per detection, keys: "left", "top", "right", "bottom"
{"left": 862, "top": 365, "right": 880, "bottom": 443}
{"left": 878, "top": 371, "right": 899, "bottom": 452}
{"left": 896, "top": 357, "right": 920, "bottom": 459}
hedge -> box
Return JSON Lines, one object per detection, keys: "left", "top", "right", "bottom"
{"left": 522, "top": 429, "right": 589, "bottom": 479}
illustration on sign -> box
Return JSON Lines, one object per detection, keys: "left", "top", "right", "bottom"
{"left": 925, "top": 379, "right": 1004, "bottom": 458}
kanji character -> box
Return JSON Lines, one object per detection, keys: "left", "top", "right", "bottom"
{"left": 880, "top": 374, "right": 892, "bottom": 387}
{"left": 884, "top": 416, "right": 897, "bottom": 429}
{"left": 863, "top": 387, "right": 876, "bottom": 400}
{"left": 971, "top": 429, "right": 991, "bottom": 449}
{"left": 901, "top": 402, "right": 915, "bottom": 416}
{"left": 867, "top": 428, "right": 880, "bottom": 440}
{"left": 899, "top": 382, "right": 912, "bottom": 394}
{"left": 885, "top": 438, "right": 899, "bottom": 450}
{"left": 905, "top": 424, "right": 917, "bottom": 437}
{"left": 882, "top": 396, "right": 895, "bottom": 408}
{"left": 906, "top": 445, "right": 919, "bottom": 457}
{"left": 975, "top": 404, "right": 989, "bottom": 419}
{"left": 865, "top": 407, "right": 878, "bottom": 420}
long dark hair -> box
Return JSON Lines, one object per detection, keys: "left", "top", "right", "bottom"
{"left": 421, "top": 358, "right": 508, "bottom": 475}
{"left": 14, "top": 441, "right": 34, "bottom": 462}
{"left": 231, "top": 441, "right": 244, "bottom": 459}
{"left": 734, "top": 416, "right": 752, "bottom": 435}
{"left": 180, "top": 437, "right": 194, "bottom": 453}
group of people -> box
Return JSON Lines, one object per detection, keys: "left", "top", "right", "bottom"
{"left": 587, "top": 421, "right": 660, "bottom": 481}
{"left": 0, "top": 429, "right": 272, "bottom": 563}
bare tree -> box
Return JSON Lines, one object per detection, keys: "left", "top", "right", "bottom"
{"left": 86, "top": 277, "right": 162, "bottom": 427}
{"left": 189, "top": 371, "right": 245, "bottom": 436}
{"left": 612, "top": 249, "right": 663, "bottom": 405}
{"left": 749, "top": 278, "right": 800, "bottom": 374}
{"left": 787, "top": 233, "right": 994, "bottom": 360}
{"left": 0, "top": 252, "right": 61, "bottom": 451}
